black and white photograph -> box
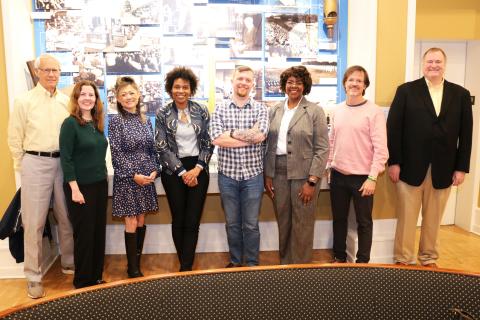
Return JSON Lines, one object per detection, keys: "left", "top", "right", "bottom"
{"left": 45, "top": 10, "right": 83, "bottom": 52}
{"left": 215, "top": 60, "right": 263, "bottom": 103}
{"left": 302, "top": 58, "right": 337, "bottom": 85}
{"left": 264, "top": 66, "right": 286, "bottom": 98}
{"left": 106, "top": 75, "right": 162, "bottom": 115}
{"left": 265, "top": 13, "right": 319, "bottom": 58}
{"left": 119, "top": 0, "right": 162, "bottom": 25}
{"left": 162, "top": 0, "right": 193, "bottom": 34}
{"left": 35, "top": 0, "right": 82, "bottom": 11}
{"left": 229, "top": 13, "right": 263, "bottom": 58}
{"left": 72, "top": 52, "right": 106, "bottom": 87}
{"left": 105, "top": 49, "right": 161, "bottom": 75}
{"left": 163, "top": 37, "right": 207, "bottom": 65}
{"left": 107, "top": 24, "right": 161, "bottom": 52}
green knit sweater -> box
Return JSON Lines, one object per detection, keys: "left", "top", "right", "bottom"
{"left": 60, "top": 116, "right": 108, "bottom": 184}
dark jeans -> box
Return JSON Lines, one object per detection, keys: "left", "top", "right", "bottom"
{"left": 64, "top": 179, "right": 108, "bottom": 288}
{"left": 161, "top": 156, "right": 209, "bottom": 270}
{"left": 329, "top": 169, "right": 373, "bottom": 263}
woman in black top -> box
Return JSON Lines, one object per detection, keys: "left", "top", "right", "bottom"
{"left": 155, "top": 67, "right": 213, "bottom": 271}
{"left": 60, "top": 80, "right": 108, "bottom": 288}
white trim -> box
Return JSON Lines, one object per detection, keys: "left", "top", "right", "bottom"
{"left": 105, "top": 219, "right": 396, "bottom": 265}
{"left": 405, "top": 0, "right": 417, "bottom": 82}
{"left": 347, "top": 0, "right": 377, "bottom": 101}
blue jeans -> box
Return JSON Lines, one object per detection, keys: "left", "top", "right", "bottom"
{"left": 218, "top": 173, "right": 264, "bottom": 266}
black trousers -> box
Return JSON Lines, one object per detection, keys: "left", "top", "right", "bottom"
{"left": 329, "top": 170, "right": 373, "bottom": 263}
{"left": 64, "top": 180, "right": 108, "bottom": 288}
{"left": 161, "top": 157, "right": 209, "bottom": 270}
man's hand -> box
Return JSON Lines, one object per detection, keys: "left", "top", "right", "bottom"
{"left": 452, "top": 171, "right": 466, "bottom": 186}
{"left": 388, "top": 165, "right": 400, "bottom": 183}
{"left": 359, "top": 179, "right": 376, "bottom": 197}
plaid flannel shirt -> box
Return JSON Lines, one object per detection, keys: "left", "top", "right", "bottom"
{"left": 210, "top": 98, "right": 269, "bottom": 181}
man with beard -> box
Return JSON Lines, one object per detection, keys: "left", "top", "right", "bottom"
{"left": 210, "top": 66, "right": 269, "bottom": 267}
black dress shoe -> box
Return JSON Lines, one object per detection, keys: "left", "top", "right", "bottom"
{"left": 96, "top": 280, "right": 107, "bottom": 285}
{"left": 225, "top": 262, "right": 242, "bottom": 268}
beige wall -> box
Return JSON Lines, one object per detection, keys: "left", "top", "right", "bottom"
{"left": 0, "top": 7, "right": 16, "bottom": 217}
{"left": 416, "top": 0, "right": 480, "bottom": 40}
{"left": 372, "top": 0, "right": 409, "bottom": 219}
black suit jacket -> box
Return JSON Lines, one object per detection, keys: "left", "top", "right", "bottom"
{"left": 387, "top": 77, "right": 473, "bottom": 189}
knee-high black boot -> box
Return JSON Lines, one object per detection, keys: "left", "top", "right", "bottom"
{"left": 136, "top": 225, "right": 146, "bottom": 275}
{"left": 124, "top": 231, "right": 143, "bottom": 278}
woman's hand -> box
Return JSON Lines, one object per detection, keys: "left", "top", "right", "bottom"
{"left": 359, "top": 179, "right": 376, "bottom": 196}
{"left": 182, "top": 167, "right": 201, "bottom": 187}
{"left": 149, "top": 171, "right": 157, "bottom": 181}
{"left": 298, "top": 182, "right": 315, "bottom": 205}
{"left": 264, "top": 176, "right": 274, "bottom": 199}
{"left": 72, "top": 189, "right": 85, "bottom": 204}
{"left": 134, "top": 174, "right": 154, "bottom": 186}
{"left": 69, "top": 181, "right": 85, "bottom": 204}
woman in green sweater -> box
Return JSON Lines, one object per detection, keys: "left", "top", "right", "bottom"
{"left": 60, "top": 80, "right": 108, "bottom": 289}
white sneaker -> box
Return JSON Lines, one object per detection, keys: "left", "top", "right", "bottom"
{"left": 27, "top": 281, "right": 45, "bottom": 299}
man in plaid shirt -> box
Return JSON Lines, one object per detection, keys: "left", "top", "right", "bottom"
{"left": 210, "top": 65, "right": 269, "bottom": 267}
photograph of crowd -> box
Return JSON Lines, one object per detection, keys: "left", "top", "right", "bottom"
{"left": 45, "top": 11, "right": 83, "bottom": 52}
{"left": 106, "top": 75, "right": 162, "bottom": 115}
{"left": 105, "top": 49, "right": 161, "bottom": 74}
{"left": 119, "top": 0, "right": 163, "bottom": 25}
{"left": 35, "top": 0, "right": 82, "bottom": 11}
{"left": 265, "top": 14, "right": 319, "bottom": 58}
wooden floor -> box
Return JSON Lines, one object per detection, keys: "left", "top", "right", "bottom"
{"left": 1, "top": 225, "right": 479, "bottom": 313}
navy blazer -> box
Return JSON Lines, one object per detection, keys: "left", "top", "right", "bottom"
{"left": 387, "top": 78, "right": 473, "bottom": 189}
{"left": 155, "top": 100, "right": 214, "bottom": 175}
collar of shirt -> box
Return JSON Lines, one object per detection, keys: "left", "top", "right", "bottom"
{"left": 425, "top": 77, "right": 444, "bottom": 90}
{"left": 229, "top": 98, "right": 252, "bottom": 110}
{"left": 283, "top": 98, "right": 301, "bottom": 112}
{"left": 36, "top": 82, "right": 58, "bottom": 98}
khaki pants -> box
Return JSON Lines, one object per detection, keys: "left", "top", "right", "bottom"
{"left": 21, "top": 154, "right": 74, "bottom": 282}
{"left": 393, "top": 166, "right": 451, "bottom": 265}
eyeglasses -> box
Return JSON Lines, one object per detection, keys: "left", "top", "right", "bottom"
{"left": 38, "top": 68, "right": 61, "bottom": 74}
{"left": 286, "top": 81, "right": 303, "bottom": 86}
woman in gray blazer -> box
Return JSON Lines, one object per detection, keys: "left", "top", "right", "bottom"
{"left": 155, "top": 67, "right": 213, "bottom": 271}
{"left": 264, "top": 66, "right": 329, "bottom": 264}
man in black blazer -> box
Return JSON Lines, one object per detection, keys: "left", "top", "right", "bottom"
{"left": 387, "top": 47, "right": 473, "bottom": 267}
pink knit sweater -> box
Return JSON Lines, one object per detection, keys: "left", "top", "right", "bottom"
{"left": 328, "top": 100, "right": 389, "bottom": 178}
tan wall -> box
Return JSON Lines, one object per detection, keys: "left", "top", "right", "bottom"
{"left": 372, "top": 0, "right": 409, "bottom": 219}
{"left": 0, "top": 8, "right": 16, "bottom": 217}
{"left": 416, "top": 0, "right": 480, "bottom": 40}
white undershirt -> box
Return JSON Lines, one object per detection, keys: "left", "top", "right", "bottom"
{"left": 276, "top": 99, "right": 300, "bottom": 155}
{"left": 176, "top": 108, "right": 199, "bottom": 158}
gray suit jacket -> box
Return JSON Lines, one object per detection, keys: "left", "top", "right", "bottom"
{"left": 264, "top": 97, "right": 329, "bottom": 179}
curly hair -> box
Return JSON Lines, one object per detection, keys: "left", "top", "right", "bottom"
{"left": 279, "top": 66, "right": 312, "bottom": 95}
{"left": 164, "top": 66, "right": 198, "bottom": 97}
{"left": 69, "top": 80, "right": 104, "bottom": 133}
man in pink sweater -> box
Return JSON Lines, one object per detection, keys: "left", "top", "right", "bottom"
{"left": 328, "top": 65, "right": 389, "bottom": 263}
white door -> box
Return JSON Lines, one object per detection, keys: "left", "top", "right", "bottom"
{"left": 413, "top": 41, "right": 467, "bottom": 225}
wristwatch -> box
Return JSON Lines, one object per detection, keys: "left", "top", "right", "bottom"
{"left": 230, "top": 129, "right": 235, "bottom": 138}
{"left": 307, "top": 178, "right": 317, "bottom": 187}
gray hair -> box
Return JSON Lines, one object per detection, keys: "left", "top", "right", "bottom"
{"left": 33, "top": 54, "right": 60, "bottom": 69}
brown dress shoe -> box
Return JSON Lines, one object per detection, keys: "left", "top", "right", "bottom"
{"left": 423, "top": 263, "right": 438, "bottom": 268}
